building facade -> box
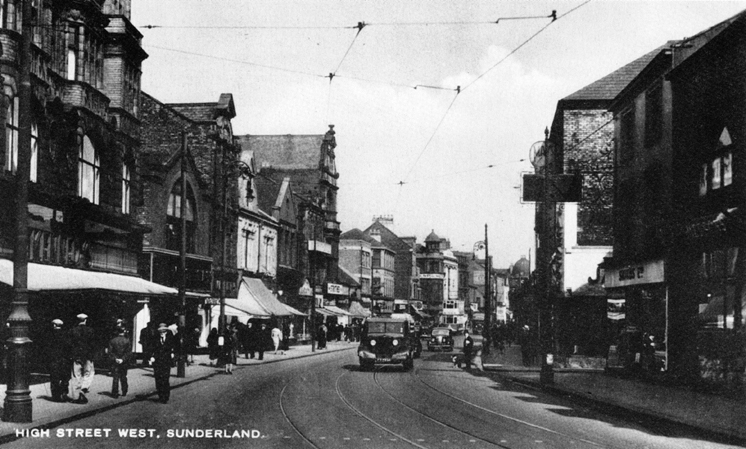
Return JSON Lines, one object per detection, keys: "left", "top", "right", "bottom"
{"left": 0, "top": 1, "right": 184, "bottom": 370}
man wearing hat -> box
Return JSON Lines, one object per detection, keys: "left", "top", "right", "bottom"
{"left": 150, "top": 323, "right": 175, "bottom": 404}
{"left": 108, "top": 326, "right": 133, "bottom": 398}
{"left": 48, "top": 319, "right": 70, "bottom": 402}
{"left": 69, "top": 313, "right": 96, "bottom": 404}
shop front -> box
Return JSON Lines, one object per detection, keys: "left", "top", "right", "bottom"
{"left": 0, "top": 258, "right": 178, "bottom": 373}
{"left": 604, "top": 259, "right": 667, "bottom": 373}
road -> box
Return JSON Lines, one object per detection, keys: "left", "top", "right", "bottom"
{"left": 6, "top": 344, "right": 741, "bottom": 449}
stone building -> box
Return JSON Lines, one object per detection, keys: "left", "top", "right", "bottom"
{"left": 0, "top": 0, "right": 169, "bottom": 364}
{"left": 545, "top": 48, "right": 661, "bottom": 358}
{"left": 238, "top": 126, "right": 340, "bottom": 316}
{"left": 137, "top": 92, "right": 240, "bottom": 344}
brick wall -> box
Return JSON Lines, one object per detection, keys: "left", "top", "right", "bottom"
{"left": 563, "top": 109, "right": 614, "bottom": 246}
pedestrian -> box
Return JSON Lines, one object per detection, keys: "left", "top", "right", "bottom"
{"left": 271, "top": 325, "right": 283, "bottom": 355}
{"left": 108, "top": 326, "right": 133, "bottom": 398}
{"left": 344, "top": 324, "right": 352, "bottom": 342}
{"left": 463, "top": 330, "right": 474, "bottom": 369}
{"left": 207, "top": 327, "right": 219, "bottom": 366}
{"left": 220, "top": 326, "right": 238, "bottom": 374}
{"left": 48, "top": 319, "right": 70, "bottom": 403}
{"left": 257, "top": 323, "right": 270, "bottom": 360}
{"left": 150, "top": 323, "right": 175, "bottom": 404}
{"left": 317, "top": 323, "right": 327, "bottom": 350}
{"left": 69, "top": 313, "right": 95, "bottom": 404}
{"left": 243, "top": 321, "right": 256, "bottom": 359}
{"left": 188, "top": 327, "right": 200, "bottom": 365}
{"left": 139, "top": 321, "right": 157, "bottom": 366}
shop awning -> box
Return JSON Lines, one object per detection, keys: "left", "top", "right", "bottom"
{"left": 347, "top": 301, "right": 370, "bottom": 318}
{"left": 314, "top": 308, "right": 337, "bottom": 317}
{"left": 240, "top": 277, "right": 292, "bottom": 316}
{"left": 0, "top": 259, "right": 177, "bottom": 296}
{"left": 324, "top": 305, "right": 351, "bottom": 316}
{"left": 284, "top": 304, "right": 307, "bottom": 316}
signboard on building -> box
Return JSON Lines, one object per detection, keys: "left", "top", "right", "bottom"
{"left": 605, "top": 260, "right": 665, "bottom": 288}
{"left": 327, "top": 283, "right": 346, "bottom": 295}
{"left": 205, "top": 298, "right": 221, "bottom": 306}
{"left": 420, "top": 273, "right": 444, "bottom": 279}
{"left": 522, "top": 173, "right": 582, "bottom": 203}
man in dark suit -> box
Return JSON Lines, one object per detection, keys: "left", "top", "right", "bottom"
{"left": 149, "top": 323, "right": 175, "bottom": 404}
{"left": 108, "top": 326, "right": 133, "bottom": 398}
{"left": 48, "top": 319, "right": 70, "bottom": 402}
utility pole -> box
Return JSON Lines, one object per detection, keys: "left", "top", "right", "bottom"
{"left": 483, "top": 224, "right": 491, "bottom": 355}
{"left": 177, "top": 132, "right": 187, "bottom": 378}
{"left": 539, "top": 128, "right": 555, "bottom": 385}
{"left": 4, "top": 0, "right": 33, "bottom": 423}
{"left": 310, "top": 222, "right": 316, "bottom": 352}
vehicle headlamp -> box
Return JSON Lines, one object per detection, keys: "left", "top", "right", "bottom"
{"left": 370, "top": 339, "right": 376, "bottom": 346}
{"left": 392, "top": 339, "right": 399, "bottom": 346}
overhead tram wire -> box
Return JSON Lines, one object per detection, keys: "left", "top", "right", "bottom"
{"left": 398, "top": 4, "right": 590, "bottom": 184}
{"left": 144, "top": 44, "right": 326, "bottom": 79}
{"left": 140, "top": 14, "right": 561, "bottom": 30}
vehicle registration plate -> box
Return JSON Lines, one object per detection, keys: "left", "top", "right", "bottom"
{"left": 376, "top": 358, "right": 391, "bottom": 362}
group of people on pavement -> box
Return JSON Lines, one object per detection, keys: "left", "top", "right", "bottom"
{"left": 206, "top": 320, "right": 288, "bottom": 369}
{"left": 47, "top": 314, "right": 176, "bottom": 405}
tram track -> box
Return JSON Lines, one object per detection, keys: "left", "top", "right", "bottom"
{"left": 370, "top": 367, "right": 509, "bottom": 448}
{"left": 409, "top": 364, "right": 617, "bottom": 449}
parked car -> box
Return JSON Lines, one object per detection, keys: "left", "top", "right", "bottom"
{"left": 358, "top": 317, "right": 421, "bottom": 371}
{"left": 427, "top": 327, "right": 454, "bottom": 352}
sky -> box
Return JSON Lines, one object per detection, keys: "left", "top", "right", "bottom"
{"left": 132, "top": 0, "right": 746, "bottom": 269}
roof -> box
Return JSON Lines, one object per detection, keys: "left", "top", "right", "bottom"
{"left": 167, "top": 103, "right": 217, "bottom": 123}
{"left": 341, "top": 228, "right": 366, "bottom": 240}
{"left": 338, "top": 266, "right": 361, "bottom": 287}
{"left": 238, "top": 134, "right": 324, "bottom": 171}
{"left": 563, "top": 44, "right": 669, "bottom": 102}
{"left": 425, "top": 230, "right": 440, "bottom": 243}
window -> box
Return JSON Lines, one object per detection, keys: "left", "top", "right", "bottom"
{"left": 700, "top": 127, "right": 734, "bottom": 197}
{"left": 121, "top": 164, "right": 131, "bottom": 213}
{"left": 78, "top": 136, "right": 100, "bottom": 203}
{"left": 166, "top": 180, "right": 196, "bottom": 252}
{"left": 4, "top": 96, "right": 18, "bottom": 173}
{"left": 30, "top": 122, "right": 38, "bottom": 182}
{"left": 644, "top": 84, "right": 663, "bottom": 147}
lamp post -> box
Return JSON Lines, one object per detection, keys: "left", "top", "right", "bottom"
{"left": 473, "top": 224, "right": 491, "bottom": 355}
{"left": 177, "top": 132, "right": 187, "bottom": 378}
{"left": 4, "top": 0, "right": 31, "bottom": 423}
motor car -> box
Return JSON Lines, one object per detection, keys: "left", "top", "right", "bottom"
{"left": 427, "top": 327, "right": 454, "bottom": 352}
{"left": 358, "top": 316, "right": 421, "bottom": 371}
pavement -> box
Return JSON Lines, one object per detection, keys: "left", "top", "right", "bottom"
{"left": 0, "top": 339, "right": 358, "bottom": 444}
{"left": 481, "top": 343, "right": 746, "bottom": 444}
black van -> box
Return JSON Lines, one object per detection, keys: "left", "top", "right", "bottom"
{"left": 358, "top": 317, "right": 421, "bottom": 371}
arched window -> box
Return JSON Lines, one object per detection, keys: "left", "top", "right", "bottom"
{"left": 30, "top": 122, "right": 38, "bottom": 182}
{"left": 166, "top": 179, "right": 196, "bottom": 252}
{"left": 121, "top": 163, "right": 131, "bottom": 213}
{"left": 4, "top": 96, "right": 18, "bottom": 173}
{"left": 78, "top": 136, "right": 100, "bottom": 204}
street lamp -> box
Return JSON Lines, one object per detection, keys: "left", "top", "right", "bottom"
{"left": 530, "top": 128, "right": 556, "bottom": 385}
{"left": 473, "top": 224, "right": 491, "bottom": 355}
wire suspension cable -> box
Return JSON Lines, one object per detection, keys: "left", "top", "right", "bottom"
{"left": 144, "top": 44, "right": 325, "bottom": 79}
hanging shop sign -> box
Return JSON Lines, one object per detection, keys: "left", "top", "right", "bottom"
{"left": 607, "top": 299, "right": 626, "bottom": 320}
{"left": 605, "top": 260, "right": 664, "bottom": 288}
{"left": 326, "top": 283, "right": 347, "bottom": 295}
